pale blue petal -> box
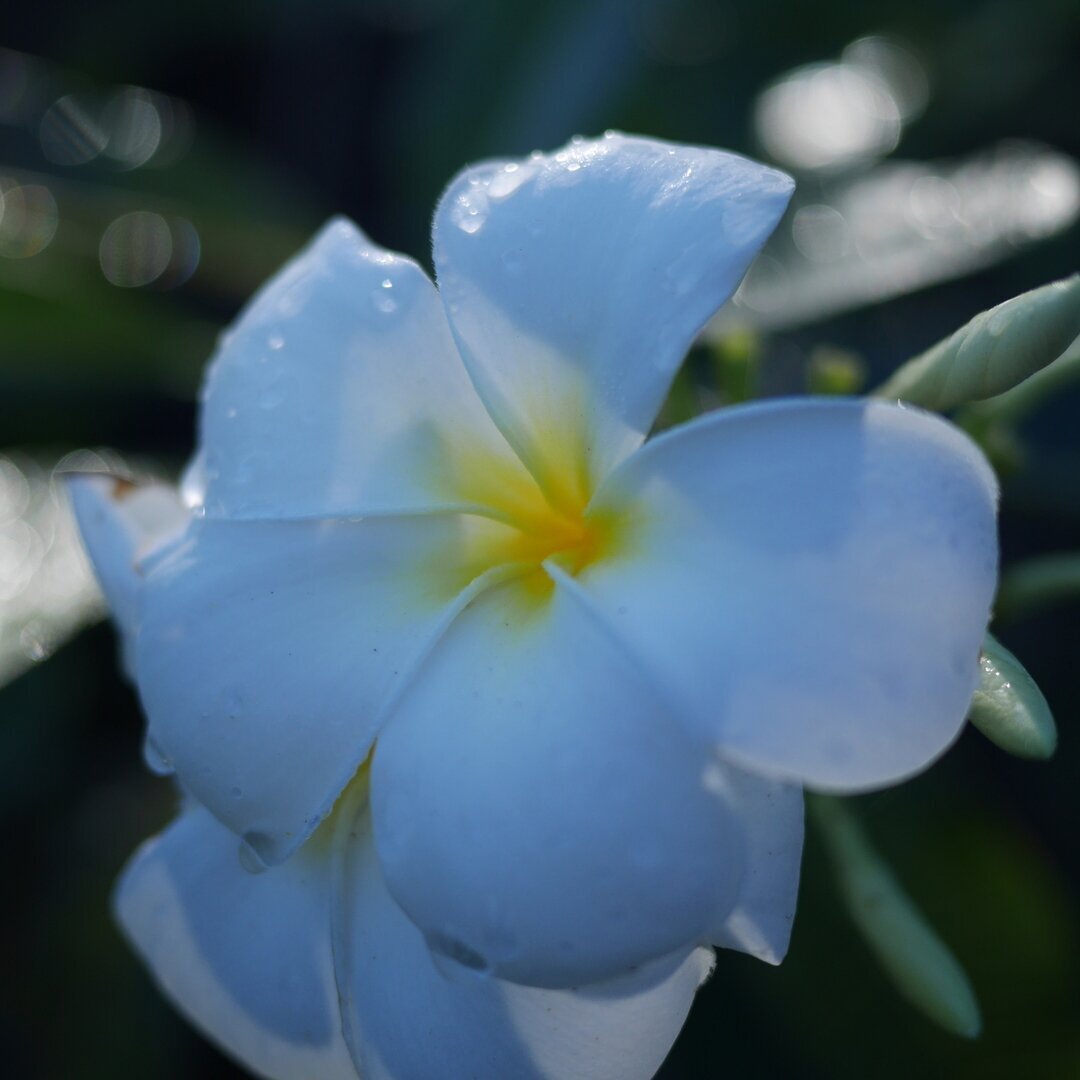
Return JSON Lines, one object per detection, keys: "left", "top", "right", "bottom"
{"left": 194, "top": 217, "right": 530, "bottom": 520}
{"left": 67, "top": 475, "right": 187, "bottom": 665}
{"left": 335, "top": 808, "right": 714, "bottom": 1080}
{"left": 135, "top": 513, "right": 514, "bottom": 866}
{"left": 114, "top": 806, "right": 356, "bottom": 1080}
{"left": 705, "top": 763, "right": 804, "bottom": 964}
{"left": 433, "top": 133, "right": 793, "bottom": 500}
{"left": 584, "top": 398, "right": 998, "bottom": 791}
{"left": 371, "top": 577, "right": 746, "bottom": 989}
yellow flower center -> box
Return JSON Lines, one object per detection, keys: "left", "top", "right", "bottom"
{"left": 428, "top": 420, "right": 623, "bottom": 603}
{"left": 473, "top": 464, "right": 618, "bottom": 600}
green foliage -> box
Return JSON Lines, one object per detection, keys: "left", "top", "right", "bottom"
{"left": 995, "top": 552, "right": 1080, "bottom": 624}
{"left": 877, "top": 277, "right": 1080, "bottom": 411}
{"left": 968, "top": 633, "right": 1057, "bottom": 759}
{"left": 809, "top": 795, "right": 982, "bottom": 1039}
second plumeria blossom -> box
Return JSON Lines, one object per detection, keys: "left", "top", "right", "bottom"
{"left": 72, "top": 133, "right": 998, "bottom": 1079}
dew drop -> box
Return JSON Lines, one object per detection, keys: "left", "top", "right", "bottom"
{"left": 372, "top": 289, "right": 398, "bottom": 314}
{"left": 143, "top": 735, "right": 173, "bottom": 775}
{"left": 488, "top": 162, "right": 535, "bottom": 200}
{"left": 428, "top": 932, "right": 491, "bottom": 975}
{"left": 238, "top": 840, "right": 269, "bottom": 875}
{"left": 451, "top": 187, "right": 490, "bottom": 234}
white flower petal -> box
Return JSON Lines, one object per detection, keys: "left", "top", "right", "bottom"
{"left": 67, "top": 474, "right": 187, "bottom": 659}
{"left": 705, "top": 764, "right": 804, "bottom": 964}
{"left": 583, "top": 398, "right": 998, "bottom": 791}
{"left": 136, "top": 513, "right": 514, "bottom": 866}
{"left": 371, "top": 576, "right": 746, "bottom": 989}
{"left": 433, "top": 133, "right": 793, "bottom": 503}
{"left": 194, "top": 217, "right": 532, "bottom": 520}
{"left": 114, "top": 805, "right": 356, "bottom": 1080}
{"left": 334, "top": 807, "right": 714, "bottom": 1080}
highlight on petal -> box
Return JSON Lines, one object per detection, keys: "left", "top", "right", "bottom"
{"left": 333, "top": 806, "right": 715, "bottom": 1080}
{"left": 433, "top": 133, "right": 794, "bottom": 505}
{"left": 583, "top": 397, "right": 999, "bottom": 792}
{"left": 67, "top": 473, "right": 187, "bottom": 655}
{"left": 135, "top": 512, "right": 520, "bottom": 867}
{"left": 705, "top": 763, "right": 804, "bottom": 965}
{"left": 192, "top": 216, "right": 533, "bottom": 520}
{"left": 114, "top": 805, "right": 357, "bottom": 1080}
{"left": 371, "top": 576, "right": 746, "bottom": 990}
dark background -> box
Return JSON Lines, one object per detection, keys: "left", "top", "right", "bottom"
{"left": 1, "top": 1, "right": 1077, "bottom": 1077}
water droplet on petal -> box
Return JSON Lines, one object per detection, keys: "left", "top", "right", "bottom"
{"left": 143, "top": 735, "right": 173, "bottom": 775}
{"left": 487, "top": 162, "right": 536, "bottom": 200}
{"left": 427, "top": 931, "right": 491, "bottom": 975}
{"left": 238, "top": 840, "right": 268, "bottom": 875}
{"left": 372, "top": 288, "right": 398, "bottom": 314}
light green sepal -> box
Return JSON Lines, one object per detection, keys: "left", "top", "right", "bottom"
{"left": 809, "top": 796, "right": 982, "bottom": 1039}
{"left": 876, "top": 275, "right": 1080, "bottom": 410}
{"left": 968, "top": 632, "right": 1057, "bottom": 759}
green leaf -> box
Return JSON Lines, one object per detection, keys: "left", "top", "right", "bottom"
{"left": 968, "top": 633, "right": 1057, "bottom": 759}
{"left": 876, "top": 276, "right": 1080, "bottom": 410}
{"left": 808, "top": 795, "right": 982, "bottom": 1039}
{"left": 994, "top": 552, "right": 1080, "bottom": 624}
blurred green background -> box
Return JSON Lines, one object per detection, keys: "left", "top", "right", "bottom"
{"left": 2, "top": 1, "right": 1078, "bottom": 1077}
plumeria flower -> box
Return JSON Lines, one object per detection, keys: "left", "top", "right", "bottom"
{"left": 70, "top": 133, "right": 998, "bottom": 1080}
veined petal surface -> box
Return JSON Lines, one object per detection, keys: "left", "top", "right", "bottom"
{"left": 371, "top": 577, "right": 746, "bottom": 989}
{"left": 433, "top": 133, "right": 793, "bottom": 507}
{"left": 583, "top": 398, "right": 999, "bottom": 791}
{"left": 135, "top": 513, "right": 513, "bottom": 866}
{"left": 334, "top": 808, "right": 715, "bottom": 1080}
{"left": 192, "top": 217, "right": 534, "bottom": 520}
{"left": 67, "top": 474, "right": 187, "bottom": 658}
{"left": 115, "top": 805, "right": 356, "bottom": 1080}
